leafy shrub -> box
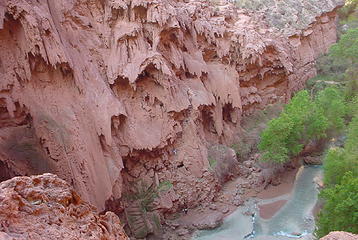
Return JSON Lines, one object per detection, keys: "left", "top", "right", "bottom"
{"left": 158, "top": 180, "right": 173, "bottom": 192}
{"left": 208, "top": 157, "right": 218, "bottom": 169}
{"left": 316, "top": 172, "right": 358, "bottom": 238}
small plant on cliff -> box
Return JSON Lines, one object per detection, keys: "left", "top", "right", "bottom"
{"left": 158, "top": 180, "right": 173, "bottom": 192}
{"left": 208, "top": 157, "right": 218, "bottom": 169}
{"left": 315, "top": 171, "right": 358, "bottom": 238}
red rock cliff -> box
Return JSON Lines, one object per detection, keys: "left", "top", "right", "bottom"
{"left": 0, "top": 0, "right": 343, "bottom": 212}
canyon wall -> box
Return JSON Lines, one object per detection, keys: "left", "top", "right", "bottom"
{"left": 0, "top": 0, "right": 343, "bottom": 215}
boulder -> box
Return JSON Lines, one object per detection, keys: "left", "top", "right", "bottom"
{"left": 320, "top": 231, "right": 358, "bottom": 240}
{"left": 192, "top": 212, "right": 224, "bottom": 230}
{"left": 208, "top": 145, "right": 239, "bottom": 184}
{"left": 303, "top": 156, "right": 322, "bottom": 165}
{"left": 0, "top": 174, "right": 128, "bottom": 240}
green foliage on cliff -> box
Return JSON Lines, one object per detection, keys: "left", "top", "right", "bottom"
{"left": 331, "top": 28, "right": 358, "bottom": 63}
{"left": 316, "top": 172, "right": 358, "bottom": 237}
{"left": 330, "top": 27, "right": 358, "bottom": 99}
{"left": 307, "top": 25, "right": 358, "bottom": 99}
{"left": 339, "top": 0, "right": 358, "bottom": 23}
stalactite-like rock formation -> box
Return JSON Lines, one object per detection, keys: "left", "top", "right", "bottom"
{"left": 0, "top": 0, "right": 343, "bottom": 214}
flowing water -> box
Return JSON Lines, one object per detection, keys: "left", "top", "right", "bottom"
{"left": 193, "top": 166, "right": 322, "bottom": 240}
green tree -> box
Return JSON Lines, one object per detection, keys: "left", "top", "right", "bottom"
{"left": 323, "top": 116, "right": 358, "bottom": 187}
{"left": 316, "top": 172, "right": 358, "bottom": 238}
{"left": 323, "top": 147, "right": 348, "bottom": 187}
{"left": 305, "top": 105, "right": 328, "bottom": 141}
{"left": 258, "top": 113, "right": 293, "bottom": 163}
{"left": 315, "top": 87, "right": 347, "bottom": 133}
{"left": 259, "top": 90, "right": 328, "bottom": 163}
{"left": 284, "top": 90, "right": 312, "bottom": 156}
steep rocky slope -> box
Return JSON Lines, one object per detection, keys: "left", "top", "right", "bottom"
{"left": 0, "top": 173, "right": 128, "bottom": 240}
{"left": 0, "top": 0, "right": 343, "bottom": 219}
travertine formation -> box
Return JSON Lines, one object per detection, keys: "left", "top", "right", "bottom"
{"left": 0, "top": 173, "right": 128, "bottom": 240}
{"left": 0, "top": 0, "right": 343, "bottom": 216}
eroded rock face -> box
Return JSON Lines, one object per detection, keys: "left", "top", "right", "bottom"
{"left": 0, "top": 0, "right": 343, "bottom": 212}
{"left": 320, "top": 231, "right": 358, "bottom": 240}
{"left": 0, "top": 173, "right": 128, "bottom": 240}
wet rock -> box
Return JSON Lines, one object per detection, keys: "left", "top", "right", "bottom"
{"left": 314, "top": 175, "right": 325, "bottom": 189}
{"left": 291, "top": 232, "right": 302, "bottom": 236}
{"left": 243, "top": 210, "right": 254, "bottom": 216}
{"left": 303, "top": 156, "right": 322, "bottom": 165}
